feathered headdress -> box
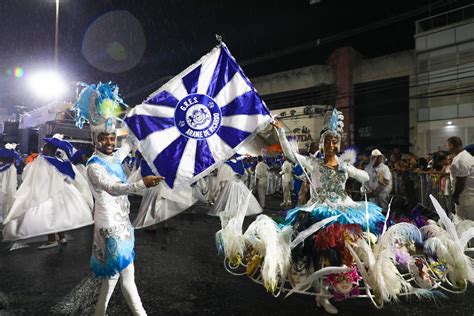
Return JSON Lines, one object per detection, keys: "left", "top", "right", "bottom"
{"left": 318, "top": 108, "right": 344, "bottom": 152}
{"left": 72, "top": 81, "right": 128, "bottom": 140}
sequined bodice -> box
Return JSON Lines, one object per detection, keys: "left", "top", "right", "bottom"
{"left": 315, "top": 164, "right": 348, "bottom": 203}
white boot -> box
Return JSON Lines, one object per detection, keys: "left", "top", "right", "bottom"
{"left": 316, "top": 291, "right": 338, "bottom": 314}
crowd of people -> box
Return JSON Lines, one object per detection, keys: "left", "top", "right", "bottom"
{"left": 0, "top": 112, "right": 473, "bottom": 315}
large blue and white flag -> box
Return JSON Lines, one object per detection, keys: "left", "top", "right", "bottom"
{"left": 125, "top": 43, "right": 272, "bottom": 189}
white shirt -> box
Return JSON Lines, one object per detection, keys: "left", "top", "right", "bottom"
{"left": 255, "top": 162, "right": 269, "bottom": 180}
{"left": 365, "top": 162, "right": 392, "bottom": 194}
{"left": 280, "top": 160, "right": 293, "bottom": 183}
{"left": 450, "top": 150, "right": 474, "bottom": 196}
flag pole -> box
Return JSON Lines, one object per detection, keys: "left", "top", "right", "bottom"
{"left": 215, "top": 34, "right": 223, "bottom": 46}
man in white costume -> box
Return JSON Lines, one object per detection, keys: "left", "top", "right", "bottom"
{"left": 255, "top": 155, "right": 269, "bottom": 208}
{"left": 0, "top": 143, "right": 19, "bottom": 224}
{"left": 209, "top": 156, "right": 262, "bottom": 218}
{"left": 73, "top": 81, "right": 163, "bottom": 315}
{"left": 87, "top": 131, "right": 162, "bottom": 316}
{"left": 364, "top": 149, "right": 392, "bottom": 210}
{"left": 280, "top": 155, "right": 293, "bottom": 207}
{"left": 447, "top": 136, "right": 474, "bottom": 220}
{"left": 2, "top": 135, "right": 94, "bottom": 249}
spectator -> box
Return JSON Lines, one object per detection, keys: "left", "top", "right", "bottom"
{"left": 364, "top": 149, "right": 393, "bottom": 209}
{"left": 417, "top": 157, "right": 429, "bottom": 172}
{"left": 447, "top": 136, "right": 474, "bottom": 220}
{"left": 279, "top": 156, "right": 293, "bottom": 207}
{"left": 426, "top": 153, "right": 434, "bottom": 170}
{"left": 255, "top": 155, "right": 269, "bottom": 208}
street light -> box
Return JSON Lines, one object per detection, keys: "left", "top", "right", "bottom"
{"left": 55, "top": 0, "right": 60, "bottom": 70}
{"left": 28, "top": 71, "right": 67, "bottom": 100}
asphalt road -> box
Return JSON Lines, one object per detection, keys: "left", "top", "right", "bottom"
{"left": 1, "top": 194, "right": 473, "bottom": 315}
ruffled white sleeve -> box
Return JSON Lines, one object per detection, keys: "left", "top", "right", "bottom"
{"left": 276, "top": 128, "right": 313, "bottom": 173}
{"left": 345, "top": 163, "right": 369, "bottom": 183}
{"left": 88, "top": 164, "right": 146, "bottom": 196}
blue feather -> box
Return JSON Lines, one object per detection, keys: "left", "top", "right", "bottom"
{"left": 72, "top": 82, "right": 95, "bottom": 128}
{"left": 328, "top": 108, "right": 339, "bottom": 132}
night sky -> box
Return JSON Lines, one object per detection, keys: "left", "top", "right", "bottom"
{"left": 0, "top": 0, "right": 470, "bottom": 110}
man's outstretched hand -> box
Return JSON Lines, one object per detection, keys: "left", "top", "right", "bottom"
{"left": 143, "top": 175, "right": 165, "bottom": 188}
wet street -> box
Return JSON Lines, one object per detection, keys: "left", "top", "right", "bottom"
{"left": 1, "top": 194, "right": 474, "bottom": 316}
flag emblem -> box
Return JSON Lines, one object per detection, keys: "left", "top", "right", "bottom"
{"left": 175, "top": 93, "right": 222, "bottom": 139}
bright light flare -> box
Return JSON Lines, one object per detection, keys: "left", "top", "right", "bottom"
{"left": 28, "top": 71, "right": 67, "bottom": 100}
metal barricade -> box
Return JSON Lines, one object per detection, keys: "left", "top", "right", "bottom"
{"left": 391, "top": 170, "right": 453, "bottom": 213}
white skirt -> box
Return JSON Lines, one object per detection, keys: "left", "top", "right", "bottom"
{"left": 2, "top": 156, "right": 93, "bottom": 241}
{"left": 0, "top": 165, "right": 17, "bottom": 223}
{"left": 209, "top": 178, "right": 263, "bottom": 217}
{"left": 3, "top": 184, "right": 93, "bottom": 241}
{"left": 133, "top": 184, "right": 195, "bottom": 229}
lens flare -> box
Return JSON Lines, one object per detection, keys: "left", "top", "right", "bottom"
{"left": 14, "top": 67, "right": 23, "bottom": 78}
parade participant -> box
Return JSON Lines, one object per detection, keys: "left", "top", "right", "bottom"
{"left": 243, "top": 158, "right": 254, "bottom": 189}
{"left": 2, "top": 134, "right": 93, "bottom": 249}
{"left": 73, "top": 81, "right": 163, "bottom": 315}
{"left": 276, "top": 111, "right": 385, "bottom": 230}
{"left": 266, "top": 157, "right": 277, "bottom": 195}
{"left": 293, "top": 163, "right": 304, "bottom": 203}
{"left": 87, "top": 131, "right": 162, "bottom": 315}
{"left": 223, "top": 109, "right": 385, "bottom": 314}
{"left": 447, "top": 136, "right": 474, "bottom": 220}
{"left": 70, "top": 148, "right": 94, "bottom": 180}
{"left": 0, "top": 143, "right": 20, "bottom": 224}
{"left": 24, "top": 151, "right": 38, "bottom": 165}
{"left": 133, "top": 158, "right": 195, "bottom": 229}
{"left": 127, "top": 150, "right": 143, "bottom": 183}
{"left": 209, "top": 155, "right": 262, "bottom": 219}
{"left": 280, "top": 155, "right": 293, "bottom": 207}
{"left": 255, "top": 155, "right": 269, "bottom": 208}
{"left": 206, "top": 169, "right": 219, "bottom": 205}
{"left": 364, "top": 149, "right": 392, "bottom": 209}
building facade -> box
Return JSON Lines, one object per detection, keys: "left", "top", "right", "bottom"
{"left": 414, "top": 4, "right": 474, "bottom": 155}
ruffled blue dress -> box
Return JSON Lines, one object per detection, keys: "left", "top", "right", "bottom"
{"left": 282, "top": 162, "right": 385, "bottom": 234}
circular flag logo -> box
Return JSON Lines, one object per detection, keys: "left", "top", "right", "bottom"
{"left": 175, "top": 94, "right": 222, "bottom": 139}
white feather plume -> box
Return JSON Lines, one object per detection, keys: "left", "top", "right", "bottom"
{"left": 456, "top": 219, "right": 474, "bottom": 249}
{"left": 371, "top": 249, "right": 410, "bottom": 302}
{"left": 290, "top": 215, "right": 340, "bottom": 250}
{"left": 348, "top": 235, "right": 414, "bottom": 303}
{"left": 429, "top": 195, "right": 459, "bottom": 244}
{"left": 338, "top": 148, "right": 357, "bottom": 166}
{"left": 424, "top": 237, "right": 454, "bottom": 266}
{"left": 217, "top": 217, "right": 246, "bottom": 263}
{"left": 216, "top": 191, "right": 252, "bottom": 263}
{"left": 244, "top": 215, "right": 293, "bottom": 292}
{"left": 420, "top": 224, "right": 449, "bottom": 240}
{"left": 428, "top": 195, "right": 474, "bottom": 285}
{"left": 459, "top": 228, "right": 474, "bottom": 250}
{"left": 375, "top": 222, "right": 422, "bottom": 254}
{"left": 353, "top": 238, "right": 375, "bottom": 268}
